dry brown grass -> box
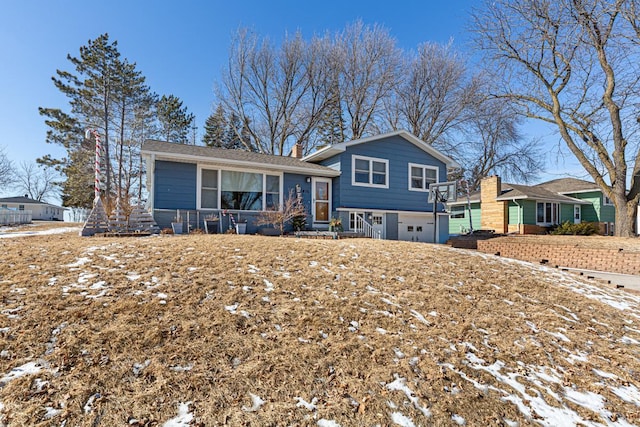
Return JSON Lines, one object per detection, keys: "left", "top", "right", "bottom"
{"left": 0, "top": 226, "right": 639, "bottom": 426}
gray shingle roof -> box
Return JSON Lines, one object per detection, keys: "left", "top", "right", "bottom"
{"left": 141, "top": 140, "right": 340, "bottom": 176}
{"left": 496, "top": 183, "right": 588, "bottom": 204}
{"left": 449, "top": 180, "right": 589, "bottom": 205}
{"left": 536, "top": 177, "right": 600, "bottom": 194}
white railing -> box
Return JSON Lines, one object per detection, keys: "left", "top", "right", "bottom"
{"left": 0, "top": 209, "right": 32, "bottom": 225}
{"left": 354, "top": 213, "right": 382, "bottom": 239}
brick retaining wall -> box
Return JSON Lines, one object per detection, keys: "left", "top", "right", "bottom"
{"left": 476, "top": 240, "right": 640, "bottom": 275}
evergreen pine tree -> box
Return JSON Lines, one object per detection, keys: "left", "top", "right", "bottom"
{"left": 202, "top": 104, "right": 228, "bottom": 147}
{"left": 157, "top": 94, "right": 195, "bottom": 143}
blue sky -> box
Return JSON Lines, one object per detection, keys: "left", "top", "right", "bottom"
{"left": 0, "top": 0, "right": 583, "bottom": 199}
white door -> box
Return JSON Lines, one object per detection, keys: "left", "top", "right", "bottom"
{"left": 371, "top": 214, "right": 385, "bottom": 239}
{"left": 574, "top": 205, "right": 581, "bottom": 224}
{"left": 398, "top": 214, "right": 434, "bottom": 242}
{"left": 312, "top": 178, "right": 331, "bottom": 225}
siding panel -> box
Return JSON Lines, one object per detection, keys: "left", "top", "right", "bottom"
{"left": 334, "top": 135, "right": 448, "bottom": 212}
{"left": 155, "top": 161, "right": 197, "bottom": 209}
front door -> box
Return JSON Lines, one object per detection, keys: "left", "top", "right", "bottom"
{"left": 574, "top": 205, "right": 581, "bottom": 224}
{"left": 371, "top": 214, "right": 385, "bottom": 239}
{"left": 312, "top": 178, "right": 331, "bottom": 225}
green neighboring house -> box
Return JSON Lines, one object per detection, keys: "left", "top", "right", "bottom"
{"left": 448, "top": 176, "right": 616, "bottom": 235}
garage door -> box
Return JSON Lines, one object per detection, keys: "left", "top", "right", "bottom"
{"left": 398, "top": 214, "right": 435, "bottom": 242}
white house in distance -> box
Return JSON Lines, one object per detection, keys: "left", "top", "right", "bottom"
{"left": 0, "top": 196, "right": 66, "bottom": 220}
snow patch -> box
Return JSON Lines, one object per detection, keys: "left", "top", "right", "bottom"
{"left": 163, "top": 402, "right": 193, "bottom": 427}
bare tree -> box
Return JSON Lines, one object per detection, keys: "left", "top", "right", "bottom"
{"left": 473, "top": 0, "right": 640, "bottom": 236}
{"left": 387, "top": 42, "right": 480, "bottom": 150}
{"left": 217, "top": 29, "right": 332, "bottom": 155}
{"left": 256, "top": 188, "right": 307, "bottom": 234}
{"left": 14, "top": 161, "right": 59, "bottom": 202}
{"left": 458, "top": 99, "right": 544, "bottom": 191}
{"left": 0, "top": 147, "right": 15, "bottom": 189}
{"left": 335, "top": 21, "right": 401, "bottom": 140}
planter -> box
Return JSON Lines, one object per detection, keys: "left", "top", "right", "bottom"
{"left": 258, "top": 227, "right": 280, "bottom": 236}
{"left": 235, "top": 223, "right": 247, "bottom": 234}
{"left": 204, "top": 220, "right": 219, "bottom": 234}
{"left": 171, "top": 222, "right": 184, "bottom": 234}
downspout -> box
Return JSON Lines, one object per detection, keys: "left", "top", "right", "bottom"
{"left": 513, "top": 199, "right": 522, "bottom": 234}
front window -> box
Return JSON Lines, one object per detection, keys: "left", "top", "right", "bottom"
{"left": 450, "top": 206, "right": 465, "bottom": 219}
{"left": 536, "top": 202, "right": 560, "bottom": 224}
{"left": 18, "top": 205, "right": 24, "bottom": 211}
{"left": 201, "top": 168, "right": 281, "bottom": 211}
{"left": 352, "top": 155, "right": 388, "bottom": 188}
{"left": 221, "top": 171, "right": 263, "bottom": 210}
{"left": 201, "top": 169, "right": 218, "bottom": 209}
{"left": 603, "top": 196, "right": 613, "bottom": 206}
{"left": 265, "top": 175, "right": 280, "bottom": 209}
{"left": 409, "top": 163, "right": 438, "bottom": 191}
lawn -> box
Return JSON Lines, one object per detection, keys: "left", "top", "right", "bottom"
{"left": 0, "top": 225, "right": 638, "bottom": 426}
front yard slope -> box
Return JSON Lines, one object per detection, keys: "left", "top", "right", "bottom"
{"left": 0, "top": 232, "right": 638, "bottom": 426}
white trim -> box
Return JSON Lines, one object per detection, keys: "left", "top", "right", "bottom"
{"left": 536, "top": 201, "right": 561, "bottom": 226}
{"left": 496, "top": 195, "right": 590, "bottom": 204}
{"left": 351, "top": 155, "right": 389, "bottom": 189}
{"left": 408, "top": 163, "right": 439, "bottom": 192}
{"left": 148, "top": 153, "right": 155, "bottom": 212}
{"left": 312, "top": 177, "right": 332, "bottom": 225}
{"left": 196, "top": 164, "right": 284, "bottom": 212}
{"left": 142, "top": 151, "right": 340, "bottom": 177}
{"left": 603, "top": 195, "right": 614, "bottom": 206}
{"left": 557, "top": 188, "right": 601, "bottom": 195}
{"left": 336, "top": 207, "right": 450, "bottom": 216}
{"left": 196, "top": 164, "right": 219, "bottom": 210}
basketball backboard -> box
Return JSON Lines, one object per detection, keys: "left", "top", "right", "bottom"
{"left": 428, "top": 181, "right": 457, "bottom": 203}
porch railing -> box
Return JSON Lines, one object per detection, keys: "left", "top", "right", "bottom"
{"left": 354, "top": 213, "right": 382, "bottom": 239}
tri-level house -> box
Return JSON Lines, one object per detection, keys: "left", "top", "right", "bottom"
{"left": 141, "top": 130, "right": 459, "bottom": 243}
{"left": 448, "top": 176, "right": 617, "bottom": 235}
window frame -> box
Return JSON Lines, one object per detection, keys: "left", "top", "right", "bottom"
{"left": 408, "top": 163, "right": 439, "bottom": 192}
{"left": 536, "top": 201, "right": 560, "bottom": 225}
{"left": 197, "top": 165, "right": 283, "bottom": 211}
{"left": 351, "top": 155, "right": 389, "bottom": 189}
{"left": 450, "top": 205, "right": 466, "bottom": 219}
{"left": 603, "top": 195, "right": 614, "bottom": 206}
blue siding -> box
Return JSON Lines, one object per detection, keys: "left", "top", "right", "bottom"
{"left": 320, "top": 135, "right": 448, "bottom": 212}
{"left": 155, "top": 160, "right": 197, "bottom": 209}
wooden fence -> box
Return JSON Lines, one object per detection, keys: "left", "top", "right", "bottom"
{"left": 0, "top": 210, "right": 32, "bottom": 226}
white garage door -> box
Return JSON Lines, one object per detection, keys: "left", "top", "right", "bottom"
{"left": 398, "top": 214, "right": 435, "bottom": 242}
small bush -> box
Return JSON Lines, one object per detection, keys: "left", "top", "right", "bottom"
{"left": 550, "top": 221, "right": 598, "bottom": 235}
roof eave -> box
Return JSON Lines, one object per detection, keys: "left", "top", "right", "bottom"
{"left": 141, "top": 149, "right": 341, "bottom": 177}
{"left": 302, "top": 130, "right": 461, "bottom": 168}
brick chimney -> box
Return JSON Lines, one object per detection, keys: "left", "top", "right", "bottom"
{"left": 291, "top": 143, "right": 303, "bottom": 159}
{"left": 480, "top": 175, "right": 508, "bottom": 233}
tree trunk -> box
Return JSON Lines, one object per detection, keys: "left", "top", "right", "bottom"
{"left": 614, "top": 199, "right": 638, "bottom": 237}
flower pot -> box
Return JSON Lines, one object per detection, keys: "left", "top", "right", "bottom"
{"left": 235, "top": 223, "right": 247, "bottom": 234}
{"left": 204, "top": 220, "right": 219, "bottom": 234}
{"left": 171, "top": 222, "right": 183, "bottom": 234}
